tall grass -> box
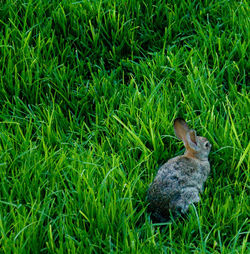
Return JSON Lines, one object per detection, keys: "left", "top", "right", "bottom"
{"left": 0, "top": 0, "right": 249, "bottom": 253}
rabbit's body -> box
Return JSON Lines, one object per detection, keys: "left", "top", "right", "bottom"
{"left": 147, "top": 119, "right": 211, "bottom": 222}
{"left": 147, "top": 156, "right": 210, "bottom": 221}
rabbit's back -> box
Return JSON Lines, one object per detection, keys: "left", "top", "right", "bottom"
{"left": 147, "top": 156, "right": 210, "bottom": 220}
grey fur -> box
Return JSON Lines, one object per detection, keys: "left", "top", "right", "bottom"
{"left": 147, "top": 119, "right": 211, "bottom": 222}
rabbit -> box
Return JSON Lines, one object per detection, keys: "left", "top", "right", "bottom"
{"left": 147, "top": 118, "right": 211, "bottom": 222}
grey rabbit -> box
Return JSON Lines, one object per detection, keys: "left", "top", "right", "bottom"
{"left": 147, "top": 118, "right": 212, "bottom": 222}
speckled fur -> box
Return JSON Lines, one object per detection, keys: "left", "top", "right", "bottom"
{"left": 147, "top": 119, "right": 211, "bottom": 222}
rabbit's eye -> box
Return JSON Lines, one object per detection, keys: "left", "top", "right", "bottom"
{"left": 205, "top": 142, "right": 209, "bottom": 148}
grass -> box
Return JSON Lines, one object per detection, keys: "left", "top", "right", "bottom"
{"left": 0, "top": 0, "right": 249, "bottom": 253}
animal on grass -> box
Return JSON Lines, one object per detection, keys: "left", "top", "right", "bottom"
{"left": 147, "top": 118, "right": 212, "bottom": 222}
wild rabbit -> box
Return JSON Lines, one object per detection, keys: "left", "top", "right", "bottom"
{"left": 147, "top": 118, "right": 211, "bottom": 222}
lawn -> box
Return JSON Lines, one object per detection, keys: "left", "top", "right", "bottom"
{"left": 0, "top": 0, "right": 249, "bottom": 253}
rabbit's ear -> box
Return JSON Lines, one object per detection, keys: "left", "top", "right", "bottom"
{"left": 174, "top": 118, "right": 190, "bottom": 144}
{"left": 186, "top": 130, "right": 198, "bottom": 151}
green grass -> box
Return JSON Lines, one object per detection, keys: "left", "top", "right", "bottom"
{"left": 0, "top": 0, "right": 249, "bottom": 253}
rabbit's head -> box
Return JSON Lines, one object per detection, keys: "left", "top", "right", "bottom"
{"left": 174, "top": 118, "right": 211, "bottom": 161}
